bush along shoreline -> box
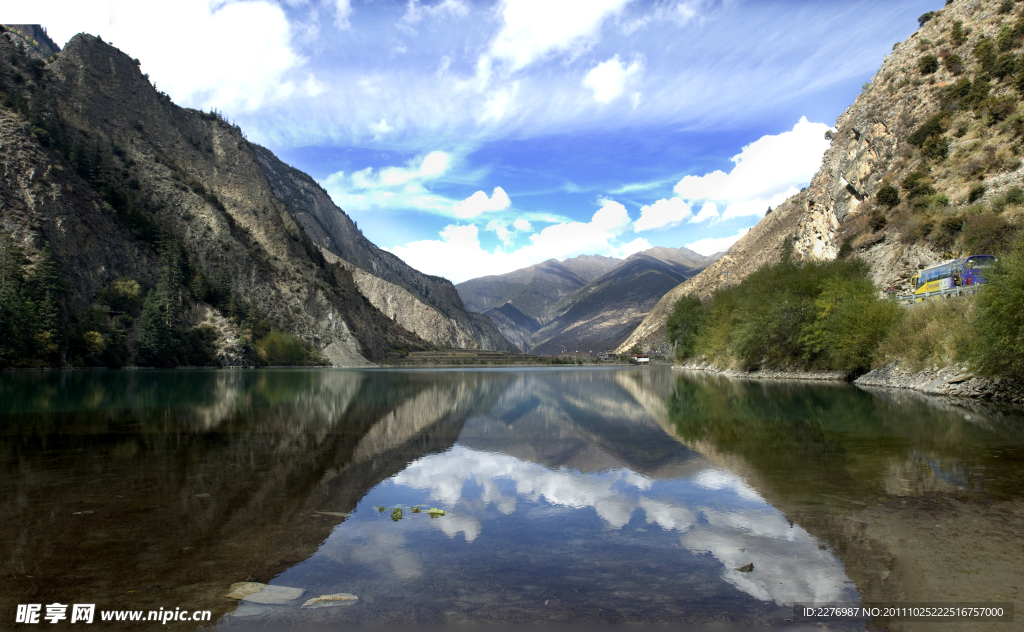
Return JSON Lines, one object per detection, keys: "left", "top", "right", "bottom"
{"left": 666, "top": 235, "right": 1024, "bottom": 403}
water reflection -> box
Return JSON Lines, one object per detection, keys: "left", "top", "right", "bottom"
{"left": 2, "top": 367, "right": 1022, "bottom": 627}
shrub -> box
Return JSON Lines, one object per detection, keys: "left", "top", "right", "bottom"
{"left": 993, "top": 52, "right": 1018, "bottom": 79}
{"left": 256, "top": 330, "right": 319, "bottom": 365}
{"left": 985, "top": 95, "right": 1017, "bottom": 122}
{"left": 902, "top": 170, "right": 936, "bottom": 199}
{"left": 952, "top": 21, "right": 967, "bottom": 46}
{"left": 972, "top": 234, "right": 1024, "bottom": 379}
{"left": 666, "top": 295, "right": 706, "bottom": 360}
{"left": 921, "top": 135, "right": 949, "bottom": 161}
{"left": 875, "top": 299, "right": 972, "bottom": 371}
{"left": 944, "top": 53, "right": 965, "bottom": 74}
{"left": 918, "top": 54, "right": 939, "bottom": 75}
{"left": 869, "top": 209, "right": 888, "bottom": 232}
{"left": 918, "top": 11, "right": 937, "bottom": 28}
{"left": 969, "top": 183, "right": 987, "bottom": 202}
{"left": 877, "top": 184, "right": 901, "bottom": 208}
{"left": 95, "top": 277, "right": 144, "bottom": 315}
{"left": 908, "top": 114, "right": 946, "bottom": 147}
{"left": 975, "top": 39, "right": 997, "bottom": 72}
{"left": 998, "top": 1, "right": 1014, "bottom": 15}
{"left": 962, "top": 213, "right": 1019, "bottom": 254}
{"left": 965, "top": 78, "right": 992, "bottom": 109}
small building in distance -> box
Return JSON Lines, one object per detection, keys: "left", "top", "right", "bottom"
{"left": 631, "top": 354, "right": 650, "bottom": 365}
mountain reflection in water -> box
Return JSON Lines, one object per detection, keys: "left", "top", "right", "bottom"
{"left": 2, "top": 367, "right": 1021, "bottom": 627}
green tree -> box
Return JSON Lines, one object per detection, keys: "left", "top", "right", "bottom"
{"left": 666, "top": 295, "right": 706, "bottom": 360}
{"left": 972, "top": 235, "right": 1024, "bottom": 380}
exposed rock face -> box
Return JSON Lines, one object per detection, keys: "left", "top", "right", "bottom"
{"left": 1, "top": 32, "right": 436, "bottom": 365}
{"left": 856, "top": 361, "right": 1024, "bottom": 403}
{"left": 252, "top": 145, "right": 517, "bottom": 352}
{"left": 619, "top": 0, "right": 1024, "bottom": 354}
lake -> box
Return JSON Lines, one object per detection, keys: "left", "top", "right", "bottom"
{"left": 1, "top": 367, "right": 1021, "bottom": 628}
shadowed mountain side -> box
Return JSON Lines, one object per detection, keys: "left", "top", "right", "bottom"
{"left": 457, "top": 369, "right": 705, "bottom": 479}
{"left": 0, "top": 369, "right": 503, "bottom": 622}
{"left": 482, "top": 302, "right": 541, "bottom": 353}
{"left": 2, "top": 33, "right": 440, "bottom": 365}
{"left": 252, "top": 145, "right": 516, "bottom": 352}
{"left": 457, "top": 256, "right": 621, "bottom": 322}
{"left": 530, "top": 251, "right": 707, "bottom": 354}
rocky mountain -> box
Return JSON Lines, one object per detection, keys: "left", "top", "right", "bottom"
{"left": 252, "top": 145, "right": 517, "bottom": 352}
{"left": 458, "top": 248, "right": 717, "bottom": 352}
{"left": 618, "top": 0, "right": 1024, "bottom": 355}
{"left": 1, "top": 25, "right": 60, "bottom": 59}
{"left": 0, "top": 31, "right": 510, "bottom": 367}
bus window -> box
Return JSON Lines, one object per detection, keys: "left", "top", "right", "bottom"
{"left": 967, "top": 256, "right": 995, "bottom": 270}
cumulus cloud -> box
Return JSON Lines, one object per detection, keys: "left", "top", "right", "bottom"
{"left": 684, "top": 228, "right": 749, "bottom": 256}
{"left": 673, "top": 117, "right": 829, "bottom": 205}
{"left": 486, "top": 0, "right": 633, "bottom": 71}
{"left": 322, "top": 151, "right": 455, "bottom": 214}
{"left": 369, "top": 117, "right": 395, "bottom": 140}
{"left": 690, "top": 201, "right": 719, "bottom": 223}
{"left": 583, "top": 54, "right": 643, "bottom": 103}
{"left": 454, "top": 187, "right": 511, "bottom": 219}
{"left": 633, "top": 117, "right": 828, "bottom": 234}
{"left": 634, "top": 196, "right": 691, "bottom": 232}
{"left": 513, "top": 218, "right": 533, "bottom": 231}
{"left": 46, "top": 0, "right": 313, "bottom": 113}
{"left": 388, "top": 199, "right": 639, "bottom": 282}
{"left": 334, "top": 0, "right": 353, "bottom": 29}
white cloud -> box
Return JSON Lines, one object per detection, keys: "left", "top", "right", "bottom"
{"left": 583, "top": 54, "right": 643, "bottom": 103}
{"left": 322, "top": 151, "right": 455, "bottom": 214}
{"left": 401, "top": 0, "right": 469, "bottom": 25}
{"left": 684, "top": 228, "right": 749, "bottom": 256}
{"left": 673, "top": 117, "right": 829, "bottom": 205}
{"left": 41, "top": 0, "right": 310, "bottom": 113}
{"left": 388, "top": 199, "right": 637, "bottom": 282}
{"left": 690, "top": 201, "right": 719, "bottom": 223}
{"left": 453, "top": 187, "right": 511, "bottom": 219}
{"left": 720, "top": 188, "right": 798, "bottom": 221}
{"left": 369, "top": 117, "right": 395, "bottom": 140}
{"left": 513, "top": 218, "right": 533, "bottom": 231}
{"left": 486, "top": 0, "right": 634, "bottom": 72}
{"left": 334, "top": 0, "right": 353, "bottom": 29}
{"left": 634, "top": 196, "right": 690, "bottom": 232}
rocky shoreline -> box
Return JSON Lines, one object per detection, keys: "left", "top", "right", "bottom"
{"left": 855, "top": 361, "right": 1024, "bottom": 404}
{"left": 673, "top": 359, "right": 1024, "bottom": 405}
{"left": 671, "top": 359, "right": 851, "bottom": 382}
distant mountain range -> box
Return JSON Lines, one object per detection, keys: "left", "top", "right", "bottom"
{"left": 457, "top": 247, "right": 722, "bottom": 353}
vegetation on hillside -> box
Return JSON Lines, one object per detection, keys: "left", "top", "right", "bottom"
{"left": 669, "top": 232, "right": 1024, "bottom": 380}
{"left": 839, "top": 6, "right": 1024, "bottom": 259}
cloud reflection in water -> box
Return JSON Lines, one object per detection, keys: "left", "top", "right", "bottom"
{"left": 392, "top": 445, "right": 858, "bottom": 606}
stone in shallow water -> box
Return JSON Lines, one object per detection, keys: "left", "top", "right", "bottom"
{"left": 301, "top": 593, "right": 359, "bottom": 609}
{"left": 229, "top": 604, "right": 280, "bottom": 617}
{"left": 226, "top": 582, "right": 305, "bottom": 604}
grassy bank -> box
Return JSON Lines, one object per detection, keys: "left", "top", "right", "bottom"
{"left": 667, "top": 235, "right": 1024, "bottom": 380}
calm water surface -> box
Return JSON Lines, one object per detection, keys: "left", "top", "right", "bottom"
{"left": 1, "top": 367, "right": 1022, "bottom": 627}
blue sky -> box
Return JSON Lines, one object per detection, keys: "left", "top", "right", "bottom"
{"left": 22, "top": 0, "right": 938, "bottom": 282}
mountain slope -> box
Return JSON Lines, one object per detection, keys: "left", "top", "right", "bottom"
{"left": 0, "top": 32, "right": 432, "bottom": 366}
{"left": 530, "top": 248, "right": 712, "bottom": 354}
{"left": 619, "top": 0, "right": 1024, "bottom": 355}
{"left": 457, "top": 248, "right": 716, "bottom": 353}
{"left": 457, "top": 255, "right": 621, "bottom": 322}
{"left": 252, "top": 145, "right": 516, "bottom": 352}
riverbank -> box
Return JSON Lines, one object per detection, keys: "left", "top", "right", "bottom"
{"left": 671, "top": 359, "right": 852, "bottom": 382}
{"left": 673, "top": 358, "right": 1024, "bottom": 405}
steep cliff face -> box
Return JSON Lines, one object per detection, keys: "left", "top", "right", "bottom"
{"left": 252, "top": 145, "right": 517, "bottom": 352}
{"left": 619, "top": 0, "right": 1024, "bottom": 354}
{"left": 0, "top": 33, "right": 429, "bottom": 365}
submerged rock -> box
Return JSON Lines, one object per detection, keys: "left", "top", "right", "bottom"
{"left": 735, "top": 563, "right": 754, "bottom": 573}
{"left": 226, "top": 582, "right": 304, "bottom": 604}
{"left": 301, "top": 593, "right": 359, "bottom": 609}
